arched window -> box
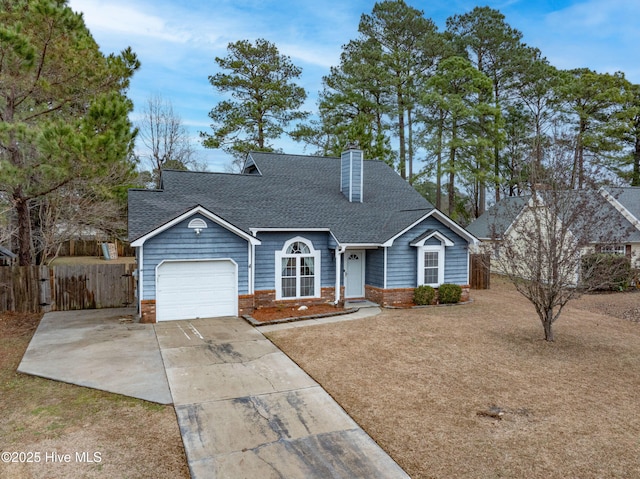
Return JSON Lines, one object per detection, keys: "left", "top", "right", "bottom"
{"left": 275, "top": 237, "right": 320, "bottom": 299}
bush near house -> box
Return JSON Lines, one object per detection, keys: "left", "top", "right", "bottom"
{"left": 438, "top": 283, "right": 463, "bottom": 304}
{"left": 414, "top": 285, "right": 436, "bottom": 305}
{"left": 413, "top": 284, "right": 462, "bottom": 305}
{"left": 581, "top": 253, "right": 632, "bottom": 291}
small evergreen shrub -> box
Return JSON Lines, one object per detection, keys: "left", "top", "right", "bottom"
{"left": 414, "top": 285, "right": 436, "bottom": 305}
{"left": 438, "top": 283, "right": 462, "bottom": 304}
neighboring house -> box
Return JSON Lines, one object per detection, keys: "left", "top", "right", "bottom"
{"left": 0, "top": 245, "right": 16, "bottom": 266}
{"left": 467, "top": 187, "right": 640, "bottom": 274}
{"left": 127, "top": 148, "right": 478, "bottom": 323}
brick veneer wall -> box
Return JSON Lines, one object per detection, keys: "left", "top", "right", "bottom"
{"left": 140, "top": 300, "right": 156, "bottom": 323}
{"left": 238, "top": 294, "right": 254, "bottom": 315}
{"left": 139, "top": 284, "right": 471, "bottom": 323}
{"left": 366, "top": 284, "right": 471, "bottom": 306}
{"left": 252, "top": 287, "right": 341, "bottom": 310}
{"left": 140, "top": 288, "right": 343, "bottom": 323}
{"left": 366, "top": 286, "right": 414, "bottom": 307}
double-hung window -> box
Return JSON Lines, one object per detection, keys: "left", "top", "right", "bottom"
{"left": 276, "top": 237, "right": 320, "bottom": 299}
{"left": 411, "top": 231, "right": 454, "bottom": 288}
{"left": 419, "top": 246, "right": 444, "bottom": 287}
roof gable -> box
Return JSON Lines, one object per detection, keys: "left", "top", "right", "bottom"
{"left": 130, "top": 205, "right": 261, "bottom": 247}
{"left": 467, "top": 189, "right": 640, "bottom": 243}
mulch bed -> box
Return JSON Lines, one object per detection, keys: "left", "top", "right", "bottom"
{"left": 250, "top": 304, "right": 345, "bottom": 322}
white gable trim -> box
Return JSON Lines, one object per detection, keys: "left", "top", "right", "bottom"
{"left": 382, "top": 210, "right": 478, "bottom": 247}
{"left": 600, "top": 188, "right": 640, "bottom": 232}
{"left": 242, "top": 153, "right": 263, "bottom": 175}
{"left": 131, "top": 205, "right": 261, "bottom": 247}
{"left": 249, "top": 227, "right": 332, "bottom": 235}
{"left": 410, "top": 231, "right": 455, "bottom": 247}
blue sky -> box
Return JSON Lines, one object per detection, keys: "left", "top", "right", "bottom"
{"left": 68, "top": 0, "right": 640, "bottom": 172}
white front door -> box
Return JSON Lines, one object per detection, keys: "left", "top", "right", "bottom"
{"left": 344, "top": 250, "right": 365, "bottom": 298}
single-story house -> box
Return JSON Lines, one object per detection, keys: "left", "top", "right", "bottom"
{"left": 467, "top": 187, "right": 640, "bottom": 276}
{"left": 127, "top": 148, "right": 478, "bottom": 322}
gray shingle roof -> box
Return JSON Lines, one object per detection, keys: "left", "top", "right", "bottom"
{"left": 608, "top": 187, "right": 640, "bottom": 222}
{"left": 466, "top": 189, "right": 640, "bottom": 243}
{"left": 466, "top": 196, "right": 527, "bottom": 239}
{"left": 128, "top": 152, "right": 437, "bottom": 244}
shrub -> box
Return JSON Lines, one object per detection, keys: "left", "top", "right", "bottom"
{"left": 581, "top": 253, "right": 632, "bottom": 291}
{"left": 414, "top": 285, "right": 436, "bottom": 305}
{"left": 438, "top": 283, "right": 462, "bottom": 304}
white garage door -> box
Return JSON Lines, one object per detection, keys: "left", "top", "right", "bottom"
{"left": 156, "top": 260, "right": 237, "bottom": 321}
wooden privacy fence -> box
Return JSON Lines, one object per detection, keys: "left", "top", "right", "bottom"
{"left": 57, "top": 239, "right": 134, "bottom": 257}
{"left": 470, "top": 253, "right": 491, "bottom": 289}
{"left": 0, "top": 264, "right": 135, "bottom": 313}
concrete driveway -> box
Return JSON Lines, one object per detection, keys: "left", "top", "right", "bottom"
{"left": 18, "top": 308, "right": 172, "bottom": 404}
{"left": 19, "top": 310, "right": 409, "bottom": 478}
{"left": 156, "top": 316, "right": 409, "bottom": 478}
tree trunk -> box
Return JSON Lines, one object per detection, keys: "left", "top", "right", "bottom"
{"left": 408, "top": 107, "right": 414, "bottom": 184}
{"left": 435, "top": 109, "right": 444, "bottom": 210}
{"left": 632, "top": 132, "right": 640, "bottom": 186}
{"left": 397, "top": 90, "right": 406, "bottom": 180}
{"left": 14, "top": 190, "right": 32, "bottom": 266}
{"left": 542, "top": 312, "right": 555, "bottom": 342}
{"left": 448, "top": 121, "right": 457, "bottom": 217}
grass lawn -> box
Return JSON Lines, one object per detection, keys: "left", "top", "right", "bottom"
{"left": 267, "top": 277, "right": 640, "bottom": 479}
{"left": 0, "top": 312, "right": 188, "bottom": 479}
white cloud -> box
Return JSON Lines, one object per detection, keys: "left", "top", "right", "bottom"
{"left": 68, "top": 0, "right": 192, "bottom": 43}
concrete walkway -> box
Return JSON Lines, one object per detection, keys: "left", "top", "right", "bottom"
{"left": 18, "top": 306, "right": 408, "bottom": 478}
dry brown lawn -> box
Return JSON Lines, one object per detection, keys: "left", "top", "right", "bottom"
{"left": 0, "top": 312, "right": 189, "bottom": 479}
{"left": 267, "top": 277, "right": 640, "bottom": 479}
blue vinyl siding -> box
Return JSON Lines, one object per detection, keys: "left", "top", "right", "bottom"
{"left": 365, "top": 248, "right": 385, "bottom": 288}
{"left": 140, "top": 214, "right": 249, "bottom": 299}
{"left": 386, "top": 217, "right": 469, "bottom": 288}
{"left": 340, "top": 150, "right": 363, "bottom": 202}
{"left": 254, "top": 232, "right": 334, "bottom": 291}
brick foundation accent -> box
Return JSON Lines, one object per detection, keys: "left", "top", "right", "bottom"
{"left": 366, "top": 286, "right": 414, "bottom": 307}
{"left": 460, "top": 285, "right": 471, "bottom": 302}
{"left": 140, "top": 300, "right": 156, "bottom": 323}
{"left": 238, "top": 294, "right": 255, "bottom": 315}
{"left": 253, "top": 287, "right": 339, "bottom": 310}
{"left": 142, "top": 284, "right": 471, "bottom": 322}
{"left": 366, "top": 284, "right": 471, "bottom": 306}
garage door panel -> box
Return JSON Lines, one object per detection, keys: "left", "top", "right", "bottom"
{"left": 156, "top": 260, "right": 238, "bottom": 321}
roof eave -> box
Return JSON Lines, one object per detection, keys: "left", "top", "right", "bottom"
{"left": 130, "top": 205, "right": 261, "bottom": 247}
{"left": 382, "top": 209, "right": 478, "bottom": 247}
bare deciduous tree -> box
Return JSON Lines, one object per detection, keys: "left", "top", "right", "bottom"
{"left": 487, "top": 159, "right": 634, "bottom": 341}
{"left": 138, "top": 95, "right": 204, "bottom": 188}
{"left": 31, "top": 162, "right": 134, "bottom": 265}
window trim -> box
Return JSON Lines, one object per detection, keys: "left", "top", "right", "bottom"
{"left": 417, "top": 244, "right": 445, "bottom": 287}
{"left": 599, "top": 244, "right": 626, "bottom": 256}
{"left": 275, "top": 237, "right": 321, "bottom": 300}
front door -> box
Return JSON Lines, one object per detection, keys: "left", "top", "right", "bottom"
{"left": 345, "top": 250, "right": 365, "bottom": 298}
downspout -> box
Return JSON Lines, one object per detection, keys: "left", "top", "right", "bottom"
{"left": 334, "top": 245, "right": 346, "bottom": 304}
{"left": 248, "top": 242, "right": 254, "bottom": 295}
{"left": 383, "top": 246, "right": 388, "bottom": 290}
{"left": 137, "top": 246, "right": 144, "bottom": 316}
{"left": 334, "top": 248, "right": 342, "bottom": 304}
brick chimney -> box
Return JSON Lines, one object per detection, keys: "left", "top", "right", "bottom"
{"left": 340, "top": 145, "right": 363, "bottom": 203}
